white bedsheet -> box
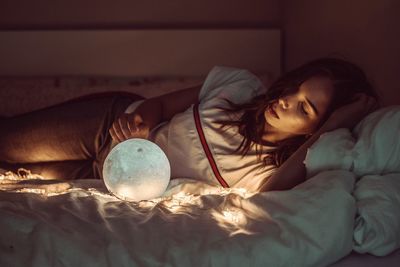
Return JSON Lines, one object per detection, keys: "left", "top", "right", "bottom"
{"left": 0, "top": 170, "right": 355, "bottom": 267}
{"left": 1, "top": 105, "right": 399, "bottom": 267}
{"left": 353, "top": 173, "right": 400, "bottom": 256}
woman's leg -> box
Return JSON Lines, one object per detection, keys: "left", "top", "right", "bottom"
{"left": 0, "top": 92, "right": 145, "bottom": 179}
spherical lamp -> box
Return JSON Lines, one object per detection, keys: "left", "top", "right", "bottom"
{"left": 102, "top": 138, "right": 171, "bottom": 201}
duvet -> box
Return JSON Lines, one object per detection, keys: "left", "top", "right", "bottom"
{"left": 0, "top": 106, "right": 399, "bottom": 267}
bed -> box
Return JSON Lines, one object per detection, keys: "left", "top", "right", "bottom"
{"left": 1, "top": 29, "right": 400, "bottom": 267}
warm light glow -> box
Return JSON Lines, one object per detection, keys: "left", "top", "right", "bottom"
{"left": 103, "top": 138, "right": 171, "bottom": 201}
{"left": 222, "top": 208, "right": 246, "bottom": 224}
{"left": 0, "top": 168, "right": 45, "bottom": 181}
{"left": 0, "top": 168, "right": 71, "bottom": 196}
{"left": 1, "top": 168, "right": 268, "bottom": 236}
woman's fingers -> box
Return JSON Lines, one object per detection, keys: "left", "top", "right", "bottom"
{"left": 109, "top": 112, "right": 149, "bottom": 143}
{"left": 112, "top": 121, "right": 125, "bottom": 142}
{"left": 118, "top": 114, "right": 132, "bottom": 139}
{"left": 109, "top": 125, "right": 123, "bottom": 143}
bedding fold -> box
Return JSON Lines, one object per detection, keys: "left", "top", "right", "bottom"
{"left": 0, "top": 170, "right": 356, "bottom": 267}
{"left": 304, "top": 105, "right": 400, "bottom": 256}
{"left": 353, "top": 173, "right": 400, "bottom": 256}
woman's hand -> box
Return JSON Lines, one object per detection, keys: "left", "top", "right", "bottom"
{"left": 320, "top": 93, "right": 379, "bottom": 132}
{"left": 109, "top": 112, "right": 150, "bottom": 143}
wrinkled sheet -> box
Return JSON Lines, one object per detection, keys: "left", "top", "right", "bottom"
{"left": 0, "top": 169, "right": 355, "bottom": 267}
{"left": 2, "top": 106, "right": 398, "bottom": 267}
{"left": 353, "top": 173, "right": 400, "bottom": 256}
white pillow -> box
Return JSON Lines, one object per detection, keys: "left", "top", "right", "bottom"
{"left": 304, "top": 128, "right": 355, "bottom": 178}
{"left": 352, "top": 105, "right": 400, "bottom": 176}
{"left": 304, "top": 105, "right": 400, "bottom": 178}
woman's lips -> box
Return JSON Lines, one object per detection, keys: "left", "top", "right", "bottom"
{"left": 268, "top": 104, "right": 279, "bottom": 119}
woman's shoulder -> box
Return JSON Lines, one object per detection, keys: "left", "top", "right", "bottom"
{"left": 199, "top": 66, "right": 268, "bottom": 106}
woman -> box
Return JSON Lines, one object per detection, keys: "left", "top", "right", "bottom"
{"left": 109, "top": 58, "right": 379, "bottom": 192}
{"left": 0, "top": 58, "right": 379, "bottom": 192}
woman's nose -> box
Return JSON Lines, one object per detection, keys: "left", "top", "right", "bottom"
{"left": 279, "top": 98, "right": 289, "bottom": 109}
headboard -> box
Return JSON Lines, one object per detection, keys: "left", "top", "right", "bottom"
{"left": 0, "top": 29, "right": 281, "bottom": 115}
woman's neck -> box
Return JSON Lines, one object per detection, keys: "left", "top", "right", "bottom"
{"left": 262, "top": 126, "right": 293, "bottom": 144}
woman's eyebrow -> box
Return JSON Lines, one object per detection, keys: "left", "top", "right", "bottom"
{"left": 305, "top": 97, "right": 319, "bottom": 116}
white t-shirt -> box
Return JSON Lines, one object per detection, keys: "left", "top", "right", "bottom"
{"left": 125, "top": 66, "right": 277, "bottom": 192}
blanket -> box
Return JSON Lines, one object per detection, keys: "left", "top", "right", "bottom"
{"left": 304, "top": 105, "right": 400, "bottom": 256}
{"left": 1, "top": 105, "right": 400, "bottom": 266}
{"left": 0, "top": 169, "right": 355, "bottom": 267}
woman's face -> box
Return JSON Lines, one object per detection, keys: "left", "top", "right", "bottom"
{"left": 263, "top": 76, "right": 335, "bottom": 140}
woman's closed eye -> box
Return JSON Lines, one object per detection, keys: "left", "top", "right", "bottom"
{"left": 301, "top": 103, "right": 309, "bottom": 116}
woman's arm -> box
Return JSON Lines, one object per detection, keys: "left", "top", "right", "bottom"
{"left": 258, "top": 128, "right": 325, "bottom": 192}
{"left": 136, "top": 84, "right": 203, "bottom": 129}
{"left": 259, "top": 93, "right": 378, "bottom": 192}
{"left": 109, "top": 84, "right": 203, "bottom": 142}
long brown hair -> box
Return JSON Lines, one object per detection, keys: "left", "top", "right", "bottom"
{"left": 214, "top": 58, "right": 380, "bottom": 167}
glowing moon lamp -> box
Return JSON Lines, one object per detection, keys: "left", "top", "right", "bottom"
{"left": 102, "top": 138, "right": 171, "bottom": 201}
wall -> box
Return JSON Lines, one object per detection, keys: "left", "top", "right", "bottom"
{"left": 283, "top": 0, "right": 400, "bottom": 106}
{"left": 0, "top": 0, "right": 282, "bottom": 77}
{"left": 0, "top": 0, "right": 281, "bottom": 29}
{"left": 0, "top": 1, "right": 282, "bottom": 115}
